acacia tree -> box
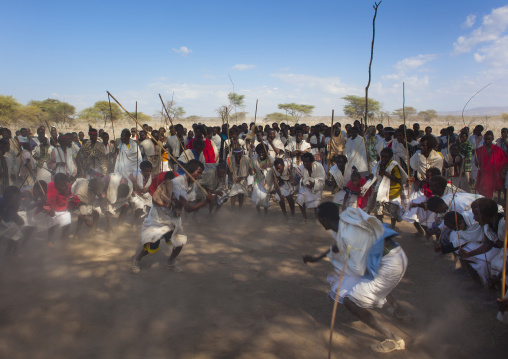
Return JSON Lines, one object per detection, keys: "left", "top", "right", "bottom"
{"left": 78, "top": 101, "right": 122, "bottom": 127}
{"left": 29, "top": 98, "right": 76, "bottom": 126}
{"left": 392, "top": 106, "right": 417, "bottom": 120}
{"left": 277, "top": 103, "right": 314, "bottom": 123}
{"left": 342, "top": 95, "right": 380, "bottom": 121}
{"left": 265, "top": 112, "right": 293, "bottom": 124}
{"left": 0, "top": 95, "right": 22, "bottom": 126}
{"left": 418, "top": 109, "right": 437, "bottom": 122}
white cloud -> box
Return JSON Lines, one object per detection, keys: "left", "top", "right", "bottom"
{"left": 453, "top": 5, "right": 508, "bottom": 54}
{"left": 172, "top": 46, "right": 192, "bottom": 56}
{"left": 382, "top": 54, "right": 437, "bottom": 82}
{"left": 462, "top": 14, "right": 476, "bottom": 28}
{"left": 231, "top": 64, "right": 256, "bottom": 71}
{"left": 271, "top": 73, "right": 359, "bottom": 96}
{"left": 473, "top": 35, "right": 508, "bottom": 68}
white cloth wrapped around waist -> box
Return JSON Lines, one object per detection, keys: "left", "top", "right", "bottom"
{"left": 328, "top": 246, "right": 408, "bottom": 308}
{"left": 141, "top": 206, "right": 187, "bottom": 247}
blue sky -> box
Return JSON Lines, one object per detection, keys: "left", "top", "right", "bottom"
{"left": 1, "top": 0, "right": 508, "bottom": 117}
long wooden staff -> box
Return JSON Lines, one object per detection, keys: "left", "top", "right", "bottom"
{"left": 328, "top": 245, "right": 353, "bottom": 359}
{"left": 159, "top": 93, "right": 189, "bottom": 162}
{"left": 107, "top": 94, "right": 116, "bottom": 142}
{"left": 254, "top": 99, "right": 258, "bottom": 124}
{"left": 135, "top": 101, "right": 139, "bottom": 172}
{"left": 107, "top": 92, "right": 209, "bottom": 195}
{"left": 327, "top": 110, "right": 334, "bottom": 175}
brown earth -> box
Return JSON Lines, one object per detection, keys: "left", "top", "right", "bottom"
{"left": 1, "top": 193, "right": 507, "bottom": 359}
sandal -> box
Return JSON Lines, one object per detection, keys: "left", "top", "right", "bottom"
{"left": 371, "top": 339, "right": 405, "bottom": 353}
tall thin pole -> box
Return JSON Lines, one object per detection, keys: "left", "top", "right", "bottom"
{"left": 108, "top": 94, "right": 116, "bottom": 141}
{"left": 502, "top": 192, "right": 508, "bottom": 298}
{"left": 136, "top": 101, "right": 139, "bottom": 172}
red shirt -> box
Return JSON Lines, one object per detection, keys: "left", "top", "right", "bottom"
{"left": 345, "top": 177, "right": 370, "bottom": 209}
{"left": 186, "top": 138, "right": 216, "bottom": 163}
{"left": 47, "top": 181, "right": 71, "bottom": 211}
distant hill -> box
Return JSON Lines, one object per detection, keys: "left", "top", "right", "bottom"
{"left": 438, "top": 106, "right": 508, "bottom": 117}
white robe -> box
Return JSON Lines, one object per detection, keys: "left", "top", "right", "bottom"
{"left": 114, "top": 139, "right": 142, "bottom": 178}
{"left": 129, "top": 170, "right": 153, "bottom": 212}
{"left": 296, "top": 161, "right": 325, "bottom": 209}
{"left": 344, "top": 136, "right": 368, "bottom": 173}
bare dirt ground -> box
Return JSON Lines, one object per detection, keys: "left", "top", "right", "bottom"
{"left": 1, "top": 193, "right": 508, "bottom": 359}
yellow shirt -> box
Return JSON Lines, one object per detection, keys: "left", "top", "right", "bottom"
{"left": 388, "top": 164, "right": 402, "bottom": 200}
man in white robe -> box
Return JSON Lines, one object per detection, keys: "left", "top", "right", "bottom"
{"left": 250, "top": 143, "right": 274, "bottom": 213}
{"left": 285, "top": 130, "right": 311, "bottom": 167}
{"left": 303, "top": 202, "right": 408, "bottom": 353}
{"left": 114, "top": 129, "right": 142, "bottom": 179}
{"left": 296, "top": 152, "right": 325, "bottom": 220}
{"left": 129, "top": 160, "right": 154, "bottom": 221}
{"left": 344, "top": 127, "right": 369, "bottom": 175}
{"left": 48, "top": 134, "right": 77, "bottom": 180}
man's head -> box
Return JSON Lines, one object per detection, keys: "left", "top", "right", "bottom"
{"left": 295, "top": 130, "right": 304, "bottom": 143}
{"left": 380, "top": 148, "right": 393, "bottom": 166}
{"left": 349, "top": 126, "right": 358, "bottom": 139}
{"left": 419, "top": 134, "right": 438, "bottom": 156}
{"left": 473, "top": 125, "right": 484, "bottom": 136}
{"left": 301, "top": 152, "right": 314, "bottom": 171}
{"left": 429, "top": 175, "right": 448, "bottom": 196}
{"left": 151, "top": 130, "right": 160, "bottom": 142}
{"left": 413, "top": 123, "right": 420, "bottom": 132}
{"left": 334, "top": 154, "right": 347, "bottom": 169}
{"left": 274, "top": 157, "right": 285, "bottom": 174}
{"left": 216, "top": 163, "right": 227, "bottom": 179}
{"left": 192, "top": 138, "right": 205, "bottom": 154}
{"left": 117, "top": 183, "right": 130, "bottom": 199}
{"left": 131, "top": 128, "right": 137, "bottom": 138}
{"left": 425, "top": 167, "right": 442, "bottom": 182}
{"left": 450, "top": 143, "right": 460, "bottom": 156}
{"left": 383, "top": 127, "right": 394, "bottom": 141}
{"left": 194, "top": 125, "right": 204, "bottom": 139}
{"left": 459, "top": 131, "right": 468, "bottom": 143}
{"left": 394, "top": 129, "right": 405, "bottom": 143}
{"left": 54, "top": 173, "right": 70, "bottom": 196}
{"left": 351, "top": 171, "right": 362, "bottom": 187}
{"left": 121, "top": 129, "right": 131, "bottom": 145}
{"left": 472, "top": 197, "right": 498, "bottom": 225}
{"left": 57, "top": 134, "right": 72, "bottom": 148}
{"left": 425, "top": 126, "right": 432, "bottom": 135}
{"left": 268, "top": 129, "right": 276, "bottom": 140}
{"left": 376, "top": 123, "right": 384, "bottom": 135}
{"left": 88, "top": 126, "right": 98, "bottom": 144}
{"left": 316, "top": 201, "right": 340, "bottom": 231}
{"left": 185, "top": 159, "right": 205, "bottom": 180}
{"left": 139, "top": 161, "right": 153, "bottom": 178}
{"left": 138, "top": 130, "right": 147, "bottom": 142}
{"left": 20, "top": 128, "right": 28, "bottom": 137}
{"left": 426, "top": 196, "right": 448, "bottom": 214}
{"left": 37, "top": 126, "right": 46, "bottom": 138}
{"left": 484, "top": 130, "right": 494, "bottom": 146}
{"left": 444, "top": 212, "right": 466, "bottom": 231}
{"left": 78, "top": 131, "right": 85, "bottom": 142}
{"left": 255, "top": 143, "right": 267, "bottom": 160}
{"left": 233, "top": 147, "right": 243, "bottom": 162}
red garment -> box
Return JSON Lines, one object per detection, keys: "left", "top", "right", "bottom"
{"left": 46, "top": 181, "right": 71, "bottom": 211}
{"left": 148, "top": 171, "right": 179, "bottom": 196}
{"left": 345, "top": 177, "right": 370, "bottom": 209}
{"left": 421, "top": 183, "right": 433, "bottom": 198}
{"left": 476, "top": 145, "right": 508, "bottom": 198}
{"left": 186, "top": 138, "right": 215, "bottom": 163}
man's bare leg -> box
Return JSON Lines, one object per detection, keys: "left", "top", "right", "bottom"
{"left": 238, "top": 194, "right": 244, "bottom": 209}
{"left": 287, "top": 196, "right": 295, "bottom": 216}
{"left": 299, "top": 204, "right": 307, "bottom": 220}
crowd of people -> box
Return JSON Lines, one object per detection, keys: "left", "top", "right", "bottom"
{"left": 0, "top": 118, "right": 507, "bottom": 353}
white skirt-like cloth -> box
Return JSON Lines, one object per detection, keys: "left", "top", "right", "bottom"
{"left": 328, "top": 246, "right": 408, "bottom": 308}
{"left": 230, "top": 181, "right": 247, "bottom": 197}
{"left": 296, "top": 186, "right": 322, "bottom": 209}
{"left": 47, "top": 211, "right": 71, "bottom": 228}
{"left": 274, "top": 182, "right": 297, "bottom": 201}
{"left": 402, "top": 190, "right": 435, "bottom": 227}
{"left": 251, "top": 182, "right": 270, "bottom": 208}
{"left": 141, "top": 206, "right": 187, "bottom": 247}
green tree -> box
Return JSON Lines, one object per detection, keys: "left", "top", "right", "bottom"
{"left": 29, "top": 98, "right": 75, "bottom": 125}
{"left": 186, "top": 115, "right": 201, "bottom": 122}
{"left": 265, "top": 112, "right": 293, "bottom": 123}
{"left": 0, "top": 95, "right": 22, "bottom": 125}
{"left": 78, "top": 101, "right": 122, "bottom": 127}
{"left": 228, "top": 92, "right": 245, "bottom": 109}
{"left": 127, "top": 112, "right": 152, "bottom": 123}
{"left": 170, "top": 106, "right": 186, "bottom": 120}
{"left": 418, "top": 109, "right": 437, "bottom": 122}
{"left": 342, "top": 95, "right": 380, "bottom": 121}
{"left": 277, "top": 103, "right": 314, "bottom": 123}
{"left": 501, "top": 113, "right": 508, "bottom": 121}
{"left": 392, "top": 106, "right": 417, "bottom": 120}
{"left": 16, "top": 105, "right": 45, "bottom": 125}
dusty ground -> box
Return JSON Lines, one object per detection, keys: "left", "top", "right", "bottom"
{"left": 1, "top": 193, "right": 508, "bottom": 359}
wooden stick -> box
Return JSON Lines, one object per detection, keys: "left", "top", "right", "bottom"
{"left": 159, "top": 93, "right": 189, "bottom": 162}
{"left": 402, "top": 83, "right": 411, "bottom": 176}
{"left": 107, "top": 94, "right": 116, "bottom": 141}
{"left": 327, "top": 110, "right": 334, "bottom": 175}
{"left": 328, "top": 245, "right": 353, "bottom": 359}
{"left": 107, "top": 92, "right": 209, "bottom": 195}
{"left": 254, "top": 99, "right": 258, "bottom": 124}
{"left": 136, "top": 101, "right": 139, "bottom": 172}
{"left": 363, "top": 1, "right": 381, "bottom": 174}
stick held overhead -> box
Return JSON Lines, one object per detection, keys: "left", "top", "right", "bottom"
{"left": 107, "top": 91, "right": 209, "bottom": 195}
